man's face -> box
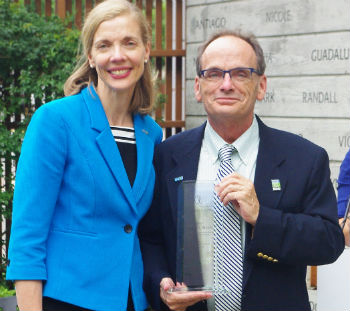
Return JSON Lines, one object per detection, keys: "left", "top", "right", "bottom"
{"left": 194, "top": 35, "right": 267, "bottom": 128}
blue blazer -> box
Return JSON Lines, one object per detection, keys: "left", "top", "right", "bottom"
{"left": 7, "top": 85, "right": 163, "bottom": 311}
{"left": 139, "top": 116, "right": 344, "bottom": 311}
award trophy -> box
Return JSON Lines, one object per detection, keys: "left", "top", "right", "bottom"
{"left": 169, "top": 180, "right": 229, "bottom": 294}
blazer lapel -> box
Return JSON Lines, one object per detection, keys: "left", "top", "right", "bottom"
{"left": 243, "top": 116, "right": 287, "bottom": 289}
{"left": 254, "top": 116, "right": 287, "bottom": 210}
{"left": 82, "top": 85, "right": 137, "bottom": 213}
{"left": 166, "top": 123, "right": 206, "bottom": 223}
{"left": 132, "top": 114, "right": 154, "bottom": 205}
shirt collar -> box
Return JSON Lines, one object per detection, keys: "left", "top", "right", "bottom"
{"left": 204, "top": 115, "right": 260, "bottom": 166}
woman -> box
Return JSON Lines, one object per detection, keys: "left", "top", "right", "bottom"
{"left": 6, "top": 1, "right": 162, "bottom": 310}
{"left": 338, "top": 149, "right": 350, "bottom": 246}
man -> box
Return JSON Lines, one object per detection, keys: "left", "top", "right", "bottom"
{"left": 139, "top": 30, "right": 345, "bottom": 311}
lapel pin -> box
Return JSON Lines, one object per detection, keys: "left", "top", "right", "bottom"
{"left": 271, "top": 179, "right": 281, "bottom": 191}
{"left": 174, "top": 176, "right": 183, "bottom": 182}
{"left": 142, "top": 129, "right": 149, "bottom": 135}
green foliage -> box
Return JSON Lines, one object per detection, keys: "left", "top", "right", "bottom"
{"left": 0, "top": 285, "right": 15, "bottom": 298}
{"left": 0, "top": 0, "right": 80, "bottom": 287}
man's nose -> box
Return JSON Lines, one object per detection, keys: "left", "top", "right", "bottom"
{"left": 220, "top": 72, "right": 234, "bottom": 91}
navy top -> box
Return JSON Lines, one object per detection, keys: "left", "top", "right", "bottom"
{"left": 337, "top": 149, "right": 350, "bottom": 217}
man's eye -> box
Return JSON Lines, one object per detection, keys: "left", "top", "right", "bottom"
{"left": 207, "top": 70, "right": 221, "bottom": 78}
{"left": 235, "top": 70, "right": 249, "bottom": 78}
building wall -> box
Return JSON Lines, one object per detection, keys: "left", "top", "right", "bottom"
{"left": 185, "top": 0, "right": 350, "bottom": 188}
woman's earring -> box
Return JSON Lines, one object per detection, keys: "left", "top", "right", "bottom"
{"left": 144, "top": 59, "right": 148, "bottom": 64}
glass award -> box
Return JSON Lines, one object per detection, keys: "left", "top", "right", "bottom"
{"left": 169, "top": 180, "right": 229, "bottom": 294}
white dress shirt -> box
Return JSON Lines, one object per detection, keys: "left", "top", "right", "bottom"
{"left": 196, "top": 116, "right": 260, "bottom": 310}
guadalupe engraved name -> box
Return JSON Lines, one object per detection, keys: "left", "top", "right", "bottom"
{"left": 311, "top": 48, "right": 350, "bottom": 61}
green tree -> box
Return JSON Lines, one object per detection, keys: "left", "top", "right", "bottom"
{"left": 0, "top": 0, "right": 80, "bottom": 288}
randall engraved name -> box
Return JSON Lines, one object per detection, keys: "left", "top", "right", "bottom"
{"left": 302, "top": 91, "right": 338, "bottom": 104}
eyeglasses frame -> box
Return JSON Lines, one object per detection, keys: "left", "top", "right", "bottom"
{"left": 199, "top": 67, "right": 261, "bottom": 82}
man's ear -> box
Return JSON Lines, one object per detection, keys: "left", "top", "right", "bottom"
{"left": 194, "top": 76, "right": 202, "bottom": 102}
{"left": 256, "top": 74, "right": 267, "bottom": 101}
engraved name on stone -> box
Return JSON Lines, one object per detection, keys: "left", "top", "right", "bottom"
{"left": 264, "top": 52, "right": 274, "bottom": 64}
{"left": 302, "top": 91, "right": 338, "bottom": 104}
{"left": 338, "top": 135, "right": 350, "bottom": 148}
{"left": 191, "top": 17, "right": 227, "bottom": 31}
{"left": 261, "top": 90, "right": 275, "bottom": 103}
{"left": 265, "top": 9, "right": 292, "bottom": 23}
{"left": 311, "top": 48, "right": 350, "bottom": 61}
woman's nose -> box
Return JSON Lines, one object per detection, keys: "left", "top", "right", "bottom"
{"left": 110, "top": 45, "right": 125, "bottom": 61}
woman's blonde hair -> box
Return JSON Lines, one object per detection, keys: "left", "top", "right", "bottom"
{"left": 64, "top": 0, "right": 154, "bottom": 114}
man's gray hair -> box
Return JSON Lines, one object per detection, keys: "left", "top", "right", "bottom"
{"left": 195, "top": 29, "right": 266, "bottom": 76}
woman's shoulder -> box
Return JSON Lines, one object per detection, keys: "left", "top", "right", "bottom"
{"left": 31, "top": 91, "right": 86, "bottom": 127}
{"left": 40, "top": 91, "right": 84, "bottom": 113}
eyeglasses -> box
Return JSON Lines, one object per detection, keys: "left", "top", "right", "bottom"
{"left": 200, "top": 67, "right": 260, "bottom": 83}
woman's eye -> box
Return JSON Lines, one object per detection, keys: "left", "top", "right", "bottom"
{"left": 125, "top": 40, "right": 137, "bottom": 47}
{"left": 97, "top": 44, "right": 107, "bottom": 49}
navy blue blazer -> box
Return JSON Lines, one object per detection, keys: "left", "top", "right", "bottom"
{"left": 139, "top": 116, "right": 344, "bottom": 311}
{"left": 7, "top": 85, "right": 163, "bottom": 311}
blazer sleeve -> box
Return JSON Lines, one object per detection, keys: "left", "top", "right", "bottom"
{"left": 139, "top": 145, "right": 171, "bottom": 311}
{"left": 7, "top": 105, "right": 67, "bottom": 280}
{"left": 246, "top": 147, "right": 345, "bottom": 266}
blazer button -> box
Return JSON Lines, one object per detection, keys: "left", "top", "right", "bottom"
{"left": 124, "top": 224, "right": 133, "bottom": 233}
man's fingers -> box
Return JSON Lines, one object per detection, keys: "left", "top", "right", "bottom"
{"left": 162, "top": 290, "right": 212, "bottom": 311}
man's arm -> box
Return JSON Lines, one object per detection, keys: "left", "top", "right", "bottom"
{"left": 139, "top": 175, "right": 171, "bottom": 310}
{"left": 217, "top": 147, "right": 344, "bottom": 265}
{"left": 249, "top": 148, "right": 344, "bottom": 265}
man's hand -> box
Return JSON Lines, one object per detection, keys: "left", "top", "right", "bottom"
{"left": 160, "top": 277, "right": 212, "bottom": 311}
{"left": 216, "top": 172, "right": 260, "bottom": 226}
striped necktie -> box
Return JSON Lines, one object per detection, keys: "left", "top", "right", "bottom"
{"left": 213, "top": 144, "right": 243, "bottom": 311}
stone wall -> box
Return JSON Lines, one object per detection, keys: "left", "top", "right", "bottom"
{"left": 185, "top": 0, "right": 350, "bottom": 186}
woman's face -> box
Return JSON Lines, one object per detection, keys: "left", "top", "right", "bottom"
{"left": 88, "top": 14, "right": 150, "bottom": 95}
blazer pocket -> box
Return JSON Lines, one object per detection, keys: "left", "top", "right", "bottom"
{"left": 51, "top": 227, "right": 97, "bottom": 238}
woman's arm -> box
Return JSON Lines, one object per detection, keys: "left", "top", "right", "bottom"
{"left": 15, "top": 280, "right": 43, "bottom": 311}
